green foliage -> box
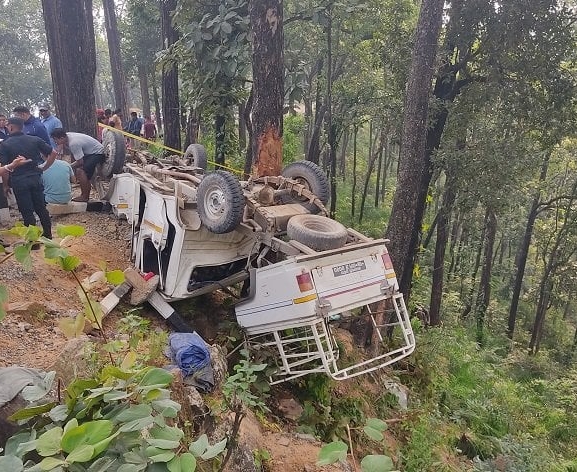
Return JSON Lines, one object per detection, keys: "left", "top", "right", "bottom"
{"left": 222, "top": 353, "right": 269, "bottom": 413}
{"left": 0, "top": 365, "right": 227, "bottom": 471}
{"left": 283, "top": 114, "right": 306, "bottom": 164}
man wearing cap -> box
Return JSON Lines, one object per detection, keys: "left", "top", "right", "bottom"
{"left": 39, "top": 104, "right": 63, "bottom": 148}
{"left": 0, "top": 117, "right": 57, "bottom": 239}
{"left": 50, "top": 128, "right": 105, "bottom": 202}
{"left": 12, "top": 106, "right": 51, "bottom": 147}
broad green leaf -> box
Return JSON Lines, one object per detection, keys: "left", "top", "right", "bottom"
{"left": 146, "top": 439, "right": 180, "bottom": 450}
{"left": 85, "top": 387, "right": 114, "bottom": 401}
{"left": 86, "top": 456, "right": 118, "bottom": 472}
{"left": 150, "top": 425, "right": 183, "bottom": 442}
{"left": 167, "top": 455, "right": 182, "bottom": 472}
{"left": 0, "top": 285, "right": 8, "bottom": 322}
{"left": 21, "top": 371, "right": 56, "bottom": 402}
{"left": 138, "top": 368, "right": 173, "bottom": 387}
{"left": 100, "top": 365, "right": 133, "bottom": 381}
{"left": 63, "top": 418, "right": 79, "bottom": 435}
{"left": 316, "top": 441, "right": 348, "bottom": 466}
{"left": 363, "top": 426, "right": 384, "bottom": 441}
{"left": 105, "top": 270, "right": 125, "bottom": 286}
{"left": 145, "top": 446, "right": 175, "bottom": 463}
{"left": 103, "top": 390, "right": 133, "bottom": 402}
{"left": 365, "top": 418, "right": 388, "bottom": 432}
{"left": 0, "top": 455, "right": 23, "bottom": 471}
{"left": 200, "top": 437, "right": 227, "bottom": 460}
{"left": 13, "top": 244, "right": 32, "bottom": 270}
{"left": 60, "top": 255, "right": 81, "bottom": 271}
{"left": 115, "top": 404, "right": 152, "bottom": 423}
{"left": 189, "top": 434, "right": 208, "bottom": 457}
{"left": 5, "top": 430, "right": 35, "bottom": 457}
{"left": 117, "top": 464, "right": 146, "bottom": 472}
{"left": 179, "top": 452, "right": 196, "bottom": 471}
{"left": 61, "top": 420, "right": 114, "bottom": 453}
{"left": 49, "top": 405, "right": 70, "bottom": 422}
{"left": 118, "top": 416, "right": 155, "bottom": 433}
{"left": 360, "top": 454, "right": 395, "bottom": 472}
{"left": 9, "top": 402, "right": 57, "bottom": 421}
{"left": 120, "top": 351, "right": 137, "bottom": 371}
{"left": 38, "top": 456, "right": 66, "bottom": 471}
{"left": 37, "top": 426, "right": 63, "bottom": 456}
{"left": 56, "top": 225, "right": 85, "bottom": 238}
{"left": 151, "top": 398, "right": 180, "bottom": 418}
{"left": 66, "top": 444, "right": 94, "bottom": 463}
{"left": 44, "top": 246, "right": 69, "bottom": 260}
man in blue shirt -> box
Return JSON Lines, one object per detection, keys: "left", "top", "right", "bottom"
{"left": 42, "top": 159, "right": 75, "bottom": 204}
{"left": 38, "top": 103, "right": 62, "bottom": 149}
{"left": 12, "top": 106, "right": 51, "bottom": 147}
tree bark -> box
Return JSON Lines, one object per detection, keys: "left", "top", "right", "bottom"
{"left": 103, "top": 0, "right": 128, "bottom": 118}
{"left": 429, "top": 172, "right": 458, "bottom": 326}
{"left": 238, "top": 102, "right": 247, "bottom": 153}
{"left": 160, "top": 0, "right": 181, "bottom": 151}
{"left": 243, "top": 87, "right": 254, "bottom": 177}
{"left": 138, "top": 64, "right": 151, "bottom": 118}
{"left": 250, "top": 0, "right": 284, "bottom": 177}
{"left": 384, "top": 0, "right": 444, "bottom": 298}
{"left": 475, "top": 207, "right": 497, "bottom": 345}
{"left": 151, "top": 74, "right": 162, "bottom": 132}
{"left": 507, "top": 152, "right": 550, "bottom": 339}
{"left": 215, "top": 114, "right": 226, "bottom": 167}
{"left": 351, "top": 125, "right": 358, "bottom": 217}
{"left": 41, "top": 0, "right": 97, "bottom": 136}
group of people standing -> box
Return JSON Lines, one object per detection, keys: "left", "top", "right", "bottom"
{"left": 0, "top": 104, "right": 107, "bottom": 246}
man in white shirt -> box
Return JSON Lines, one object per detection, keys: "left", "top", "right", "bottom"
{"left": 50, "top": 128, "right": 105, "bottom": 202}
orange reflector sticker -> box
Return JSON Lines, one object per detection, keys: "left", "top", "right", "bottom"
{"left": 296, "top": 272, "right": 314, "bottom": 292}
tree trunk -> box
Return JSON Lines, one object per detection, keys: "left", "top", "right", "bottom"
{"left": 475, "top": 207, "right": 497, "bottom": 345}
{"left": 160, "top": 0, "right": 181, "bottom": 151}
{"left": 183, "top": 108, "right": 199, "bottom": 148}
{"left": 359, "top": 130, "right": 384, "bottom": 223}
{"left": 42, "top": 0, "right": 97, "bottom": 136}
{"left": 215, "top": 114, "right": 226, "bottom": 167}
{"left": 339, "top": 128, "right": 349, "bottom": 178}
{"left": 243, "top": 87, "right": 254, "bottom": 177}
{"left": 103, "top": 0, "right": 128, "bottom": 118}
{"left": 507, "top": 152, "right": 550, "bottom": 339}
{"left": 461, "top": 222, "right": 484, "bottom": 318}
{"left": 238, "top": 102, "right": 247, "bottom": 153}
{"left": 384, "top": 0, "right": 444, "bottom": 298}
{"left": 351, "top": 125, "right": 358, "bottom": 217}
{"left": 250, "top": 0, "right": 283, "bottom": 177}
{"left": 138, "top": 64, "right": 151, "bottom": 118}
{"left": 374, "top": 144, "right": 383, "bottom": 208}
{"left": 429, "top": 172, "right": 457, "bottom": 326}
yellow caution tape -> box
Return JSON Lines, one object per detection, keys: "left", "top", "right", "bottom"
{"left": 97, "top": 122, "right": 244, "bottom": 176}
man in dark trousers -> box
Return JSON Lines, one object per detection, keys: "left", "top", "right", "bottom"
{"left": 0, "top": 118, "right": 57, "bottom": 239}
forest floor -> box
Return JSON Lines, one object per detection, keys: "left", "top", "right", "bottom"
{"left": 0, "top": 208, "right": 350, "bottom": 472}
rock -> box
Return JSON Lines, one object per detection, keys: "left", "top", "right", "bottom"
{"left": 7, "top": 301, "right": 46, "bottom": 316}
{"left": 185, "top": 385, "right": 205, "bottom": 410}
{"left": 17, "top": 322, "right": 32, "bottom": 332}
{"left": 124, "top": 268, "right": 159, "bottom": 305}
{"left": 209, "top": 344, "right": 227, "bottom": 388}
{"left": 384, "top": 378, "right": 409, "bottom": 410}
{"left": 277, "top": 397, "right": 304, "bottom": 421}
{"left": 278, "top": 436, "right": 291, "bottom": 447}
{"left": 49, "top": 335, "right": 91, "bottom": 385}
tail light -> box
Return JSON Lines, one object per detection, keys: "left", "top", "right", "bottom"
{"left": 381, "top": 253, "right": 393, "bottom": 270}
{"left": 296, "top": 272, "right": 314, "bottom": 292}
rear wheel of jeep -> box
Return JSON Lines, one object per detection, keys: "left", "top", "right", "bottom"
{"left": 183, "top": 144, "right": 208, "bottom": 170}
{"left": 197, "top": 171, "right": 244, "bottom": 233}
{"left": 287, "top": 214, "right": 348, "bottom": 251}
{"left": 100, "top": 129, "right": 126, "bottom": 178}
{"left": 279, "top": 160, "right": 329, "bottom": 212}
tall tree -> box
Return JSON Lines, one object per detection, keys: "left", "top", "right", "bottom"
{"left": 160, "top": 0, "right": 181, "bottom": 150}
{"left": 384, "top": 0, "right": 444, "bottom": 296}
{"left": 41, "top": 0, "right": 97, "bottom": 136}
{"left": 103, "top": 0, "right": 129, "bottom": 117}
{"left": 250, "top": 0, "right": 284, "bottom": 176}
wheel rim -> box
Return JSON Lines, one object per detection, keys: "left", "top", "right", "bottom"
{"left": 204, "top": 185, "right": 226, "bottom": 220}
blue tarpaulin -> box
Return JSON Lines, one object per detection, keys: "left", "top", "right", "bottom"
{"left": 166, "top": 332, "right": 211, "bottom": 377}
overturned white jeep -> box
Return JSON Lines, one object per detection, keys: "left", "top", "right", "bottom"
{"left": 103, "top": 144, "right": 415, "bottom": 384}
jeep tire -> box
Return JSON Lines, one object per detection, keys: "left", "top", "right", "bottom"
{"left": 280, "top": 160, "right": 329, "bottom": 212}
{"left": 197, "top": 171, "right": 244, "bottom": 233}
{"left": 100, "top": 129, "right": 126, "bottom": 178}
{"left": 183, "top": 144, "right": 208, "bottom": 170}
{"left": 287, "top": 214, "right": 348, "bottom": 251}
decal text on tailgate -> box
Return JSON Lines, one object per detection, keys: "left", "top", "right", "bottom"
{"left": 332, "top": 260, "right": 366, "bottom": 277}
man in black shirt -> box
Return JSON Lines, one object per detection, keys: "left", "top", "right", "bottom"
{"left": 0, "top": 117, "right": 57, "bottom": 239}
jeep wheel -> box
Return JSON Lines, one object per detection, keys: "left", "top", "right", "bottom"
{"left": 280, "top": 160, "right": 329, "bottom": 212}
{"left": 197, "top": 171, "right": 244, "bottom": 233}
{"left": 183, "top": 144, "right": 208, "bottom": 170}
{"left": 287, "top": 214, "right": 348, "bottom": 251}
{"left": 100, "top": 129, "right": 126, "bottom": 178}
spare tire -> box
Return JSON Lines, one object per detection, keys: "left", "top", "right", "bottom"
{"left": 197, "top": 171, "right": 244, "bottom": 234}
{"left": 287, "top": 214, "right": 348, "bottom": 251}
{"left": 183, "top": 144, "right": 208, "bottom": 170}
{"left": 100, "top": 129, "right": 126, "bottom": 178}
{"left": 280, "top": 160, "right": 329, "bottom": 212}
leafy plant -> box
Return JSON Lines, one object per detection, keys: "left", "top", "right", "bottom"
{"left": 317, "top": 417, "right": 398, "bottom": 472}
{"left": 0, "top": 364, "right": 227, "bottom": 471}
